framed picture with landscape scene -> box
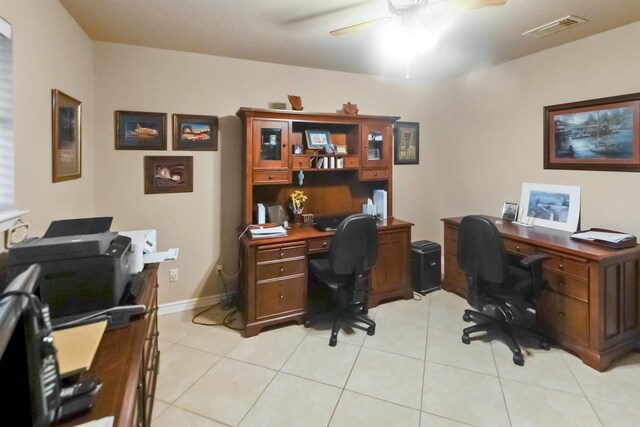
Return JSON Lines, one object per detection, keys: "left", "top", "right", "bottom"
{"left": 172, "top": 114, "right": 218, "bottom": 151}
{"left": 544, "top": 92, "right": 640, "bottom": 171}
{"left": 115, "top": 111, "right": 167, "bottom": 150}
{"left": 52, "top": 89, "right": 82, "bottom": 182}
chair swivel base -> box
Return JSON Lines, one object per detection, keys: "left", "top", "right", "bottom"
{"left": 305, "top": 306, "right": 375, "bottom": 347}
{"left": 461, "top": 309, "right": 550, "bottom": 366}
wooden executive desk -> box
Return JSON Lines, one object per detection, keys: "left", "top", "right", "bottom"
{"left": 60, "top": 264, "right": 159, "bottom": 427}
{"left": 442, "top": 216, "right": 640, "bottom": 371}
{"left": 240, "top": 218, "right": 414, "bottom": 337}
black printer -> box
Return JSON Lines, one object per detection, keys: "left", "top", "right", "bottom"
{"left": 5, "top": 218, "right": 133, "bottom": 321}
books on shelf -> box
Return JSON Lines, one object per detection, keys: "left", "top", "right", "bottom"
{"left": 249, "top": 225, "right": 287, "bottom": 239}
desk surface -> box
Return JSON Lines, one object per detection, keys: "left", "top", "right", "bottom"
{"left": 60, "top": 263, "right": 159, "bottom": 427}
{"left": 243, "top": 217, "right": 413, "bottom": 246}
{"left": 443, "top": 216, "right": 639, "bottom": 261}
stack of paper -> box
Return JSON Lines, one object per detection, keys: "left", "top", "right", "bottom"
{"left": 572, "top": 231, "right": 634, "bottom": 243}
{"left": 249, "top": 226, "right": 287, "bottom": 239}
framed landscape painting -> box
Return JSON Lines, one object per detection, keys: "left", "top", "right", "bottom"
{"left": 172, "top": 114, "right": 218, "bottom": 151}
{"left": 115, "top": 111, "right": 167, "bottom": 150}
{"left": 52, "top": 89, "right": 82, "bottom": 182}
{"left": 544, "top": 93, "right": 640, "bottom": 171}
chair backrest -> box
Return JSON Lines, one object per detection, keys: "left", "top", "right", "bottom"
{"left": 457, "top": 215, "right": 508, "bottom": 286}
{"left": 328, "top": 214, "right": 378, "bottom": 276}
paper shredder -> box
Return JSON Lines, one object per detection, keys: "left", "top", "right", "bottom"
{"left": 411, "top": 240, "right": 441, "bottom": 295}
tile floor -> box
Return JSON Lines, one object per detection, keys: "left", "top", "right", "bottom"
{"left": 151, "top": 290, "right": 640, "bottom": 427}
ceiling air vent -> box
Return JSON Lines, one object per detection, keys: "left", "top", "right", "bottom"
{"left": 522, "top": 15, "right": 587, "bottom": 39}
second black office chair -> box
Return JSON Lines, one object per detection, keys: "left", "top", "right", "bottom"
{"left": 457, "top": 215, "right": 550, "bottom": 366}
{"left": 307, "top": 214, "right": 378, "bottom": 347}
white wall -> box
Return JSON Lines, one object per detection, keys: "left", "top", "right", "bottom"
{"left": 92, "top": 42, "right": 437, "bottom": 305}
{"left": 431, "top": 21, "right": 640, "bottom": 241}
{"left": 0, "top": 0, "right": 95, "bottom": 237}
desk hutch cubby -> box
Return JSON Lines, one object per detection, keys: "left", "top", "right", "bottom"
{"left": 236, "top": 108, "right": 413, "bottom": 337}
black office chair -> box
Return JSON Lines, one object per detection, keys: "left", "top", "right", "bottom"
{"left": 306, "top": 214, "right": 378, "bottom": 347}
{"left": 457, "top": 215, "right": 550, "bottom": 366}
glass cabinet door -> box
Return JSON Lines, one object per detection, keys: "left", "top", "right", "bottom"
{"left": 362, "top": 124, "right": 390, "bottom": 168}
{"left": 252, "top": 120, "right": 289, "bottom": 169}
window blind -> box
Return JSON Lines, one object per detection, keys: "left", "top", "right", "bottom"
{"left": 0, "top": 17, "right": 14, "bottom": 211}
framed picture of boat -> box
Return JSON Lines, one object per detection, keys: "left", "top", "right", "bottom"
{"left": 115, "top": 111, "right": 167, "bottom": 150}
{"left": 518, "top": 183, "right": 581, "bottom": 232}
{"left": 544, "top": 92, "right": 640, "bottom": 171}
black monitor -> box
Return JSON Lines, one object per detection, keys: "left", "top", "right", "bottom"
{"left": 0, "top": 264, "right": 60, "bottom": 426}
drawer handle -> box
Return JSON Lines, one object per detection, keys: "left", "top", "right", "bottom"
{"left": 374, "top": 172, "right": 378, "bottom": 176}
{"left": 269, "top": 175, "right": 274, "bottom": 180}
{"left": 515, "top": 246, "right": 521, "bottom": 252}
{"left": 279, "top": 294, "right": 284, "bottom": 299}
{"left": 322, "top": 242, "right": 327, "bottom": 247}
{"left": 558, "top": 263, "right": 565, "bottom": 271}
{"left": 559, "top": 281, "right": 564, "bottom": 287}
{"left": 558, "top": 312, "right": 565, "bottom": 319}
{"left": 280, "top": 252, "right": 284, "bottom": 257}
{"left": 280, "top": 267, "right": 285, "bottom": 273}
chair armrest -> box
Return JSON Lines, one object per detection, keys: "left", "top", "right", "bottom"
{"left": 519, "top": 253, "right": 550, "bottom": 269}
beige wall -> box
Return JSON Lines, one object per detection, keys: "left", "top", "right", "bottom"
{"left": 431, "top": 21, "right": 640, "bottom": 242}
{"left": 92, "top": 42, "right": 436, "bottom": 304}
{"left": 0, "top": 0, "right": 95, "bottom": 236}
{"left": 5, "top": 0, "right": 639, "bottom": 307}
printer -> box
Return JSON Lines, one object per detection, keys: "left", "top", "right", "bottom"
{"left": 5, "top": 218, "right": 133, "bottom": 321}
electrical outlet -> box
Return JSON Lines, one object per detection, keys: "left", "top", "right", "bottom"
{"left": 169, "top": 268, "right": 179, "bottom": 282}
{"left": 216, "top": 264, "right": 223, "bottom": 273}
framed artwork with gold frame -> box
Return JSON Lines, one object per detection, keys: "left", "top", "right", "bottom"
{"left": 52, "top": 89, "right": 82, "bottom": 182}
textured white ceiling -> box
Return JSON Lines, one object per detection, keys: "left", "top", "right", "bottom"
{"left": 59, "top": 0, "right": 640, "bottom": 81}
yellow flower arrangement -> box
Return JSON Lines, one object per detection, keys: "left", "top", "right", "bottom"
{"left": 290, "top": 190, "right": 307, "bottom": 214}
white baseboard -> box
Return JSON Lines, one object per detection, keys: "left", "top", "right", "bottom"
{"left": 158, "top": 293, "right": 230, "bottom": 316}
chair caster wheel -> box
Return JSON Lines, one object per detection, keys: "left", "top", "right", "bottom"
{"left": 362, "top": 307, "right": 369, "bottom": 315}
{"left": 462, "top": 334, "right": 471, "bottom": 345}
{"left": 367, "top": 326, "right": 375, "bottom": 336}
{"left": 304, "top": 319, "right": 311, "bottom": 328}
{"left": 513, "top": 353, "right": 525, "bottom": 366}
{"left": 463, "top": 313, "right": 471, "bottom": 322}
{"left": 329, "top": 336, "right": 337, "bottom": 347}
{"left": 539, "top": 341, "right": 550, "bottom": 351}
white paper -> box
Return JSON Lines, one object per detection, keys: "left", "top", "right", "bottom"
{"left": 143, "top": 247, "right": 179, "bottom": 263}
{"left": 572, "top": 231, "right": 634, "bottom": 243}
{"left": 249, "top": 226, "right": 287, "bottom": 239}
{"left": 76, "top": 416, "right": 114, "bottom": 427}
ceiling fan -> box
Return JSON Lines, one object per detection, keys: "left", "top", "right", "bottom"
{"left": 329, "top": 0, "right": 507, "bottom": 37}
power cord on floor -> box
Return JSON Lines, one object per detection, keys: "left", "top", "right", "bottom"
{"left": 191, "top": 303, "right": 243, "bottom": 330}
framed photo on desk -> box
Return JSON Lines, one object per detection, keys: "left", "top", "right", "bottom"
{"left": 518, "top": 182, "right": 580, "bottom": 232}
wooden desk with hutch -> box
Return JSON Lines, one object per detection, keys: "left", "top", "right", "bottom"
{"left": 60, "top": 264, "right": 160, "bottom": 427}
{"left": 236, "top": 108, "right": 413, "bottom": 337}
{"left": 442, "top": 216, "right": 640, "bottom": 371}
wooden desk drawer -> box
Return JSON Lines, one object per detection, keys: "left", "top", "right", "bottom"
{"left": 257, "top": 244, "right": 305, "bottom": 263}
{"left": 542, "top": 254, "right": 588, "bottom": 279}
{"left": 444, "top": 238, "right": 458, "bottom": 255}
{"left": 444, "top": 225, "right": 459, "bottom": 242}
{"left": 343, "top": 156, "right": 359, "bottom": 168}
{"left": 503, "top": 238, "right": 536, "bottom": 256}
{"left": 256, "top": 276, "right": 306, "bottom": 319}
{"left": 253, "top": 170, "right": 290, "bottom": 184}
{"left": 444, "top": 253, "right": 467, "bottom": 291}
{"left": 537, "top": 289, "right": 589, "bottom": 345}
{"left": 543, "top": 271, "right": 588, "bottom": 303}
{"left": 360, "top": 168, "right": 388, "bottom": 181}
{"left": 256, "top": 259, "right": 306, "bottom": 282}
{"left": 308, "top": 237, "right": 332, "bottom": 253}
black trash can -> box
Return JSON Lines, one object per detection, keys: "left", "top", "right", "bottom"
{"left": 411, "top": 240, "right": 441, "bottom": 295}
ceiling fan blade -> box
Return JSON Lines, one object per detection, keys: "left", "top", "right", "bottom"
{"left": 330, "top": 17, "right": 390, "bottom": 36}
{"left": 446, "top": 0, "right": 506, "bottom": 8}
